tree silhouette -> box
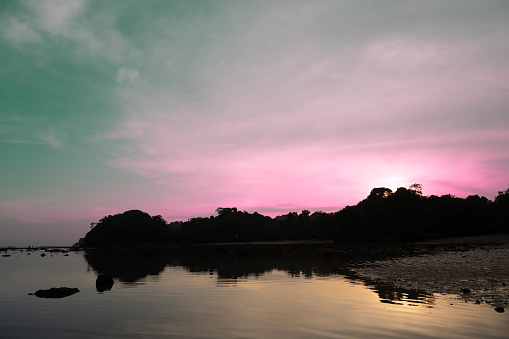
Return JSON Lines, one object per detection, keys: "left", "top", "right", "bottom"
{"left": 83, "top": 210, "right": 173, "bottom": 246}
{"left": 409, "top": 183, "right": 423, "bottom": 196}
{"left": 368, "top": 187, "right": 393, "bottom": 199}
{"left": 82, "top": 185, "right": 509, "bottom": 245}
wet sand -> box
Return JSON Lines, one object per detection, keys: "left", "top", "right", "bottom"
{"left": 352, "top": 234, "right": 509, "bottom": 310}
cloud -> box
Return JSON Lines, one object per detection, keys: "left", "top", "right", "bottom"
{"left": 116, "top": 68, "right": 140, "bottom": 85}
{"left": 25, "top": 0, "right": 85, "bottom": 35}
{"left": 88, "top": 1, "right": 509, "bottom": 212}
{"left": 0, "top": 114, "right": 66, "bottom": 149}
{"left": 36, "top": 127, "right": 65, "bottom": 150}
{"left": 2, "top": 0, "right": 509, "bottom": 230}
{"left": 0, "top": 199, "right": 63, "bottom": 223}
{"left": 1, "top": 0, "right": 130, "bottom": 62}
{"left": 0, "top": 15, "right": 42, "bottom": 43}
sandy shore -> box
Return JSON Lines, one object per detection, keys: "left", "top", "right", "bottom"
{"left": 416, "top": 233, "right": 509, "bottom": 244}
{"left": 352, "top": 234, "right": 509, "bottom": 311}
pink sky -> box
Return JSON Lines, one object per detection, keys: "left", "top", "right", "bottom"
{"left": 1, "top": 1, "right": 508, "bottom": 245}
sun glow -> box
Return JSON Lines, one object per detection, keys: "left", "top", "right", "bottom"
{"left": 381, "top": 176, "right": 410, "bottom": 192}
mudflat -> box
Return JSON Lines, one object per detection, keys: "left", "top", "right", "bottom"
{"left": 352, "top": 234, "right": 509, "bottom": 311}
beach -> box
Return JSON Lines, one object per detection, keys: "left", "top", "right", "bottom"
{"left": 352, "top": 234, "right": 509, "bottom": 311}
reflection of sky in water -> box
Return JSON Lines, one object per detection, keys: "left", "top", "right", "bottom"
{"left": 0, "top": 250, "right": 507, "bottom": 338}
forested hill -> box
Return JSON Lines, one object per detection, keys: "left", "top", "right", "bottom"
{"left": 83, "top": 186, "right": 509, "bottom": 246}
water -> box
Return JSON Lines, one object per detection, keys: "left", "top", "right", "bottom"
{"left": 1, "top": 248, "right": 507, "bottom": 338}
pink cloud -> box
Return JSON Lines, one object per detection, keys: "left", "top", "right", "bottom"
{"left": 87, "top": 8, "right": 509, "bottom": 222}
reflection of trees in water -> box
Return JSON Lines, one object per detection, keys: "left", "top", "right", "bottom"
{"left": 370, "top": 282, "right": 434, "bottom": 307}
{"left": 342, "top": 268, "right": 435, "bottom": 307}
{"left": 84, "top": 252, "right": 170, "bottom": 283}
{"left": 376, "top": 286, "right": 435, "bottom": 306}
{"left": 84, "top": 250, "right": 434, "bottom": 305}
{"left": 175, "top": 251, "right": 356, "bottom": 283}
{"left": 217, "top": 277, "right": 248, "bottom": 287}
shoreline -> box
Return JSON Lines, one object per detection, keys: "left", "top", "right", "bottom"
{"left": 3, "top": 234, "right": 509, "bottom": 311}
{"left": 352, "top": 236, "right": 509, "bottom": 311}
{"left": 3, "top": 233, "right": 509, "bottom": 252}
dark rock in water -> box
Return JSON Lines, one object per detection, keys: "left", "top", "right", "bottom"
{"left": 494, "top": 307, "right": 505, "bottom": 313}
{"left": 34, "top": 287, "right": 79, "bottom": 298}
{"left": 461, "top": 288, "right": 471, "bottom": 294}
{"left": 40, "top": 253, "right": 46, "bottom": 257}
{"left": 96, "top": 274, "right": 114, "bottom": 292}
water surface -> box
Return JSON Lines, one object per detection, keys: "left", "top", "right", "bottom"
{"left": 1, "top": 248, "right": 507, "bottom": 338}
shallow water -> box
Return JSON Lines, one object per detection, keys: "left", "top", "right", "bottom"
{"left": 0, "top": 249, "right": 507, "bottom": 338}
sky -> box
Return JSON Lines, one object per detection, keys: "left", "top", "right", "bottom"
{"left": 1, "top": 0, "right": 508, "bottom": 246}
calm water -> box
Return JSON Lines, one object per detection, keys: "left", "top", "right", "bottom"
{"left": 1, "top": 248, "right": 507, "bottom": 338}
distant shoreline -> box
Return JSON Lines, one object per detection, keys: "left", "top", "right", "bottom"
{"left": 415, "top": 233, "right": 509, "bottom": 244}
{"left": 2, "top": 233, "right": 509, "bottom": 252}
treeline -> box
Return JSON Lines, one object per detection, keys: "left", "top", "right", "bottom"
{"left": 83, "top": 185, "right": 509, "bottom": 246}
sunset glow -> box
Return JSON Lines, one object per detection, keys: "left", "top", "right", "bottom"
{"left": 1, "top": 0, "right": 508, "bottom": 245}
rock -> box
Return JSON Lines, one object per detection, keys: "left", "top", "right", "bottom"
{"left": 461, "top": 288, "right": 471, "bottom": 294}
{"left": 494, "top": 307, "right": 505, "bottom": 313}
{"left": 96, "top": 274, "right": 114, "bottom": 292}
{"left": 40, "top": 253, "right": 46, "bottom": 257}
{"left": 34, "top": 287, "right": 79, "bottom": 298}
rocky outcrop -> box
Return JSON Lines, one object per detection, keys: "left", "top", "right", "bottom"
{"left": 32, "top": 287, "right": 79, "bottom": 298}
{"left": 96, "top": 274, "right": 114, "bottom": 292}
